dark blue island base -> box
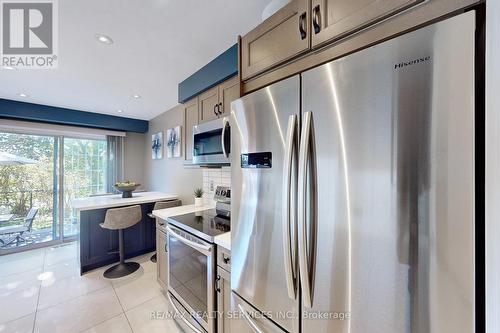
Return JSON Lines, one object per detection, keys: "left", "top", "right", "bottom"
{"left": 79, "top": 202, "right": 156, "bottom": 275}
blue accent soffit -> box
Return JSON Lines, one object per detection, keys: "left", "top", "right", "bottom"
{"left": 178, "top": 43, "right": 238, "bottom": 103}
{"left": 0, "top": 99, "right": 149, "bottom": 133}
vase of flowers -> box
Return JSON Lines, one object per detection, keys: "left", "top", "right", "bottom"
{"left": 194, "top": 188, "right": 204, "bottom": 207}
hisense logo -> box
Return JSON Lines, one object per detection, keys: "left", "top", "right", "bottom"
{"left": 394, "top": 56, "right": 431, "bottom": 70}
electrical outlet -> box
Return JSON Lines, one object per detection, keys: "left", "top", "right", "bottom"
{"left": 210, "top": 180, "right": 214, "bottom": 191}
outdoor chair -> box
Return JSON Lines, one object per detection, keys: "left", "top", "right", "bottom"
{"left": 0, "top": 208, "right": 38, "bottom": 247}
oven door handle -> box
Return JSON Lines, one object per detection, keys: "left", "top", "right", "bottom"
{"left": 167, "top": 293, "right": 205, "bottom": 333}
{"left": 166, "top": 225, "right": 212, "bottom": 254}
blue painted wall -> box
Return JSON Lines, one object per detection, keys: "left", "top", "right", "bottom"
{"left": 178, "top": 43, "right": 238, "bottom": 103}
{"left": 0, "top": 99, "right": 149, "bottom": 133}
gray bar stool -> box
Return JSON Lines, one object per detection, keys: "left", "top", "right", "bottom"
{"left": 100, "top": 205, "right": 142, "bottom": 279}
{"left": 148, "top": 199, "right": 182, "bottom": 262}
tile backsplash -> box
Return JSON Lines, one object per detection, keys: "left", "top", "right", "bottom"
{"left": 202, "top": 167, "right": 231, "bottom": 205}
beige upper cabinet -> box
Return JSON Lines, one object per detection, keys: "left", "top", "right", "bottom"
{"left": 198, "top": 76, "right": 240, "bottom": 124}
{"left": 310, "top": 0, "right": 424, "bottom": 48}
{"left": 241, "top": 0, "right": 310, "bottom": 80}
{"left": 183, "top": 97, "right": 198, "bottom": 163}
{"left": 199, "top": 86, "right": 219, "bottom": 123}
{"left": 182, "top": 76, "right": 239, "bottom": 164}
{"left": 218, "top": 76, "right": 240, "bottom": 116}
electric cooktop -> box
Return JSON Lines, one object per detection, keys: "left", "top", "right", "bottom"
{"left": 167, "top": 209, "right": 230, "bottom": 243}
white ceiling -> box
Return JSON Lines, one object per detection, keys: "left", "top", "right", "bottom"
{"left": 0, "top": 0, "right": 269, "bottom": 120}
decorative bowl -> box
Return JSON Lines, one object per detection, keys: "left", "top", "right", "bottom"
{"left": 114, "top": 182, "right": 141, "bottom": 198}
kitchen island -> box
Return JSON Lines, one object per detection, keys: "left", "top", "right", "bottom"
{"left": 72, "top": 191, "right": 178, "bottom": 274}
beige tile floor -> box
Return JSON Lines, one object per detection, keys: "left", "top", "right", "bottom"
{"left": 0, "top": 242, "right": 183, "bottom": 333}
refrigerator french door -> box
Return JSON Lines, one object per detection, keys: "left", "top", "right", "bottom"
{"left": 231, "top": 10, "right": 475, "bottom": 333}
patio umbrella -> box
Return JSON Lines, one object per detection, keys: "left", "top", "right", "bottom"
{"left": 0, "top": 152, "right": 38, "bottom": 165}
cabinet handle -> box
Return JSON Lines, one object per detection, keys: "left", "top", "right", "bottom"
{"left": 223, "top": 255, "right": 230, "bottom": 264}
{"left": 218, "top": 102, "right": 223, "bottom": 115}
{"left": 313, "top": 5, "right": 321, "bottom": 34}
{"left": 215, "top": 275, "right": 221, "bottom": 293}
{"left": 298, "top": 12, "right": 307, "bottom": 40}
{"left": 214, "top": 104, "right": 218, "bottom": 116}
{"left": 165, "top": 243, "right": 168, "bottom": 253}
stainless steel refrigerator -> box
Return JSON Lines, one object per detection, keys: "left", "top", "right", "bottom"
{"left": 230, "top": 11, "right": 475, "bottom": 333}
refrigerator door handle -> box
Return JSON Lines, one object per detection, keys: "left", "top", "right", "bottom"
{"left": 283, "top": 114, "right": 298, "bottom": 300}
{"left": 298, "top": 111, "right": 317, "bottom": 308}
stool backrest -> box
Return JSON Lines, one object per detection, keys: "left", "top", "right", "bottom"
{"left": 102, "top": 205, "right": 142, "bottom": 230}
{"left": 153, "top": 200, "right": 182, "bottom": 211}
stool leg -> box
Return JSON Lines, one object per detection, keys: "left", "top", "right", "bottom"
{"left": 103, "top": 228, "right": 140, "bottom": 279}
{"left": 119, "top": 229, "right": 125, "bottom": 264}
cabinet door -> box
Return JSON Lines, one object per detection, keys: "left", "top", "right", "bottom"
{"left": 218, "top": 76, "right": 240, "bottom": 116}
{"left": 156, "top": 227, "right": 168, "bottom": 290}
{"left": 199, "top": 86, "right": 219, "bottom": 123}
{"left": 241, "top": 0, "right": 310, "bottom": 80}
{"left": 183, "top": 97, "right": 198, "bottom": 163}
{"left": 216, "top": 266, "right": 231, "bottom": 333}
{"left": 310, "top": 0, "right": 423, "bottom": 48}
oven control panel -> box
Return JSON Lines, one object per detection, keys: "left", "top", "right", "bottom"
{"left": 214, "top": 186, "right": 230, "bottom": 203}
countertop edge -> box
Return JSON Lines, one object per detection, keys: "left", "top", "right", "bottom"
{"left": 73, "top": 192, "right": 178, "bottom": 211}
{"left": 214, "top": 232, "right": 231, "bottom": 251}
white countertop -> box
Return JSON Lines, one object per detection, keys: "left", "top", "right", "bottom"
{"left": 153, "top": 203, "right": 231, "bottom": 251}
{"left": 72, "top": 191, "right": 178, "bottom": 211}
{"left": 214, "top": 232, "right": 231, "bottom": 251}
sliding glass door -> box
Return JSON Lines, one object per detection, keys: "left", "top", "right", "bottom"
{"left": 0, "top": 132, "right": 60, "bottom": 251}
{"left": 0, "top": 131, "right": 109, "bottom": 253}
{"left": 63, "top": 138, "right": 107, "bottom": 238}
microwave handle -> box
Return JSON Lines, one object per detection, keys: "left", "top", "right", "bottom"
{"left": 221, "top": 120, "right": 230, "bottom": 158}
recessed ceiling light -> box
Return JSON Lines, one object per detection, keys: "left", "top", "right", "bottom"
{"left": 132, "top": 94, "right": 141, "bottom": 99}
{"left": 117, "top": 109, "right": 123, "bottom": 113}
{"left": 18, "top": 93, "right": 28, "bottom": 97}
{"left": 3, "top": 66, "right": 14, "bottom": 70}
{"left": 95, "top": 34, "right": 113, "bottom": 45}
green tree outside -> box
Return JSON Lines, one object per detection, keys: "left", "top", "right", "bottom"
{"left": 0, "top": 132, "right": 107, "bottom": 239}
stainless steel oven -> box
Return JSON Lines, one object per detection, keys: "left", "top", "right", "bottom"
{"left": 192, "top": 117, "right": 230, "bottom": 166}
{"left": 166, "top": 224, "right": 215, "bottom": 333}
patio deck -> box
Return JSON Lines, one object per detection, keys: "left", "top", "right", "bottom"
{"left": 0, "top": 224, "right": 79, "bottom": 251}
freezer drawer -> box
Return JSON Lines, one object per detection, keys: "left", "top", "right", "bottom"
{"left": 230, "top": 292, "right": 289, "bottom": 333}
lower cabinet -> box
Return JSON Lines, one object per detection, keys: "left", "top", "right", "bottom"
{"left": 216, "top": 265, "right": 231, "bottom": 333}
{"left": 79, "top": 202, "right": 157, "bottom": 274}
{"left": 156, "top": 224, "right": 168, "bottom": 290}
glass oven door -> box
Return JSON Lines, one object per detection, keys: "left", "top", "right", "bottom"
{"left": 167, "top": 224, "right": 215, "bottom": 333}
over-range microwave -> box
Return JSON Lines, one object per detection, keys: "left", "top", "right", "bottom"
{"left": 192, "top": 117, "right": 230, "bottom": 166}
